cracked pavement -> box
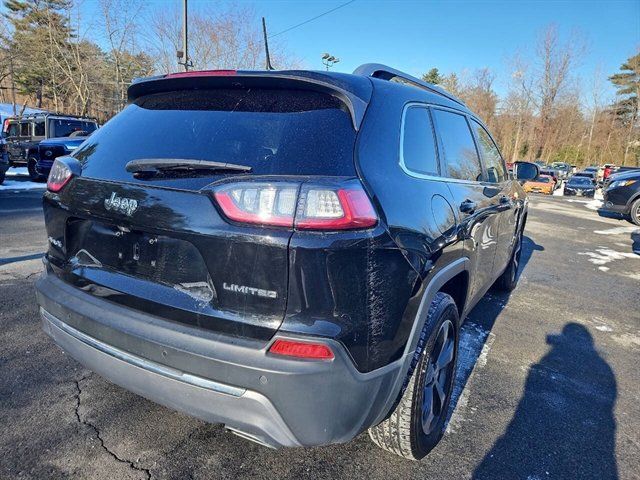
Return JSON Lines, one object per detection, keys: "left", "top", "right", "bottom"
{"left": 1, "top": 188, "right": 639, "bottom": 479}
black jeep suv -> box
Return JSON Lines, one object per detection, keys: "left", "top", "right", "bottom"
{"left": 35, "top": 65, "right": 537, "bottom": 460}
{"left": 3, "top": 113, "right": 97, "bottom": 180}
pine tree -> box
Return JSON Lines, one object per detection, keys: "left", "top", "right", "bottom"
{"left": 3, "top": 0, "right": 73, "bottom": 109}
{"left": 609, "top": 53, "right": 640, "bottom": 165}
{"left": 610, "top": 53, "right": 640, "bottom": 124}
{"left": 421, "top": 67, "right": 442, "bottom": 85}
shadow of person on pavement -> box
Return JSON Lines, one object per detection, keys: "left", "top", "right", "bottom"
{"left": 632, "top": 230, "right": 640, "bottom": 255}
{"left": 446, "top": 235, "right": 545, "bottom": 427}
{"left": 473, "top": 323, "right": 618, "bottom": 480}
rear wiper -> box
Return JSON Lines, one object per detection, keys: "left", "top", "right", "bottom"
{"left": 125, "top": 158, "right": 252, "bottom": 174}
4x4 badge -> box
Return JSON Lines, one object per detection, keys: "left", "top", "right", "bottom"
{"left": 104, "top": 192, "right": 138, "bottom": 216}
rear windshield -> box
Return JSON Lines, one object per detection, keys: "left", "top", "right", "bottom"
{"left": 537, "top": 176, "right": 551, "bottom": 183}
{"left": 74, "top": 89, "right": 357, "bottom": 180}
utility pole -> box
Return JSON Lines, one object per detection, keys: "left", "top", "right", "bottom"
{"left": 177, "top": 0, "right": 192, "bottom": 71}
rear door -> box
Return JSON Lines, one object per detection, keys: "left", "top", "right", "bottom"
{"left": 469, "top": 119, "right": 515, "bottom": 276}
{"left": 49, "top": 86, "right": 358, "bottom": 340}
{"left": 431, "top": 108, "right": 501, "bottom": 303}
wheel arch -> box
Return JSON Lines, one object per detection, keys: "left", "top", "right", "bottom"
{"left": 370, "top": 257, "right": 470, "bottom": 426}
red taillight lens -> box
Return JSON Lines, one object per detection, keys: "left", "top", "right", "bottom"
{"left": 214, "top": 183, "right": 298, "bottom": 227}
{"left": 213, "top": 180, "right": 377, "bottom": 230}
{"left": 295, "top": 186, "right": 377, "bottom": 230}
{"left": 47, "top": 159, "right": 73, "bottom": 192}
{"left": 269, "top": 339, "right": 334, "bottom": 360}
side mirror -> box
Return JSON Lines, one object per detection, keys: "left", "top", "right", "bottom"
{"left": 514, "top": 161, "right": 539, "bottom": 183}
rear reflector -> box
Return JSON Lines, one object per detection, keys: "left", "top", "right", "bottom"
{"left": 166, "top": 70, "right": 237, "bottom": 79}
{"left": 213, "top": 180, "right": 377, "bottom": 230}
{"left": 269, "top": 339, "right": 334, "bottom": 360}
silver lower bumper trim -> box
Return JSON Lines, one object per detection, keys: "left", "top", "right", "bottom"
{"left": 40, "top": 307, "right": 246, "bottom": 397}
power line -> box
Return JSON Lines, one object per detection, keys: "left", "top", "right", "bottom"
{"left": 268, "top": 0, "right": 356, "bottom": 39}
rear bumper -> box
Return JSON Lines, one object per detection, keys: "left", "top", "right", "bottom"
{"left": 35, "top": 271, "right": 401, "bottom": 448}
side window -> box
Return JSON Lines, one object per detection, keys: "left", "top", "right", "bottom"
{"left": 7, "top": 122, "right": 19, "bottom": 137}
{"left": 471, "top": 120, "right": 506, "bottom": 183}
{"left": 33, "top": 120, "right": 45, "bottom": 137}
{"left": 432, "top": 109, "right": 482, "bottom": 182}
{"left": 20, "top": 122, "right": 30, "bottom": 136}
{"left": 401, "top": 106, "right": 439, "bottom": 176}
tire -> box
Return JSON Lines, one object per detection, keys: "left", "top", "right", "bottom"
{"left": 629, "top": 198, "right": 640, "bottom": 227}
{"left": 495, "top": 227, "right": 523, "bottom": 291}
{"left": 28, "top": 157, "right": 45, "bottom": 182}
{"left": 369, "top": 292, "right": 459, "bottom": 460}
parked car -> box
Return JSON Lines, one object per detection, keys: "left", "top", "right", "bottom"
{"left": 34, "top": 136, "right": 89, "bottom": 181}
{"left": 551, "top": 162, "right": 571, "bottom": 180}
{"left": 0, "top": 138, "right": 9, "bottom": 185}
{"left": 601, "top": 169, "right": 640, "bottom": 225}
{"left": 539, "top": 168, "right": 561, "bottom": 189}
{"left": 35, "top": 65, "right": 538, "bottom": 460}
{"left": 584, "top": 165, "right": 604, "bottom": 184}
{"left": 2, "top": 113, "right": 98, "bottom": 180}
{"left": 523, "top": 174, "right": 555, "bottom": 195}
{"left": 563, "top": 175, "right": 596, "bottom": 197}
{"left": 574, "top": 171, "right": 598, "bottom": 182}
{"left": 615, "top": 166, "right": 640, "bottom": 175}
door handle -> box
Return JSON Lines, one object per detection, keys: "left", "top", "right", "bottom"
{"left": 459, "top": 199, "right": 477, "bottom": 214}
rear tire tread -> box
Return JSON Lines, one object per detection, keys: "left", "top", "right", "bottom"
{"left": 368, "top": 292, "right": 455, "bottom": 460}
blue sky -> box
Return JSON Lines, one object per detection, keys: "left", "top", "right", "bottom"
{"left": 81, "top": 0, "right": 639, "bottom": 101}
{"left": 10, "top": 0, "right": 640, "bottom": 97}
{"left": 251, "top": 0, "right": 639, "bottom": 100}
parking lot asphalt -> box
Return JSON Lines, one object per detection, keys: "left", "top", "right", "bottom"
{"left": 1, "top": 181, "right": 639, "bottom": 480}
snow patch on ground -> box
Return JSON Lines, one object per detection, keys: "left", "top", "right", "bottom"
{"left": 594, "top": 226, "right": 639, "bottom": 236}
{"left": 0, "top": 179, "right": 46, "bottom": 191}
{"left": 577, "top": 247, "right": 639, "bottom": 266}
{"left": 598, "top": 266, "right": 610, "bottom": 272}
{"left": 595, "top": 325, "right": 613, "bottom": 332}
{"left": 565, "top": 198, "right": 604, "bottom": 211}
{"left": 446, "top": 322, "right": 495, "bottom": 434}
{"left": 6, "top": 167, "right": 29, "bottom": 177}
{"left": 2, "top": 167, "right": 46, "bottom": 190}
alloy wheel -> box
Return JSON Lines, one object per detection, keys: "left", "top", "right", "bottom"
{"left": 421, "top": 319, "right": 456, "bottom": 435}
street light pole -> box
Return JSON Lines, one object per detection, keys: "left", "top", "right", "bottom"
{"left": 182, "top": 0, "right": 190, "bottom": 71}
{"left": 321, "top": 53, "right": 340, "bottom": 71}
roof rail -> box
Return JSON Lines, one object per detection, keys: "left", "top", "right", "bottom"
{"left": 353, "top": 63, "right": 466, "bottom": 107}
{"left": 6, "top": 111, "right": 98, "bottom": 121}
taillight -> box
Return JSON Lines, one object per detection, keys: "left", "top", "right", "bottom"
{"left": 213, "top": 182, "right": 298, "bottom": 227}
{"left": 213, "top": 180, "right": 377, "bottom": 230}
{"left": 269, "top": 339, "right": 334, "bottom": 360}
{"left": 47, "top": 158, "right": 74, "bottom": 192}
{"left": 296, "top": 186, "right": 377, "bottom": 230}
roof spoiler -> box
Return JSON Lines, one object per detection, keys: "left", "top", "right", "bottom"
{"left": 353, "top": 63, "right": 466, "bottom": 107}
{"left": 128, "top": 72, "right": 370, "bottom": 131}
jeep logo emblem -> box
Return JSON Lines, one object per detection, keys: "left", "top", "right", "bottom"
{"left": 104, "top": 192, "right": 138, "bottom": 216}
{"left": 45, "top": 150, "right": 52, "bottom": 157}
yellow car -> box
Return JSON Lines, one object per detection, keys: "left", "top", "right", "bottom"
{"left": 523, "top": 174, "right": 555, "bottom": 195}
